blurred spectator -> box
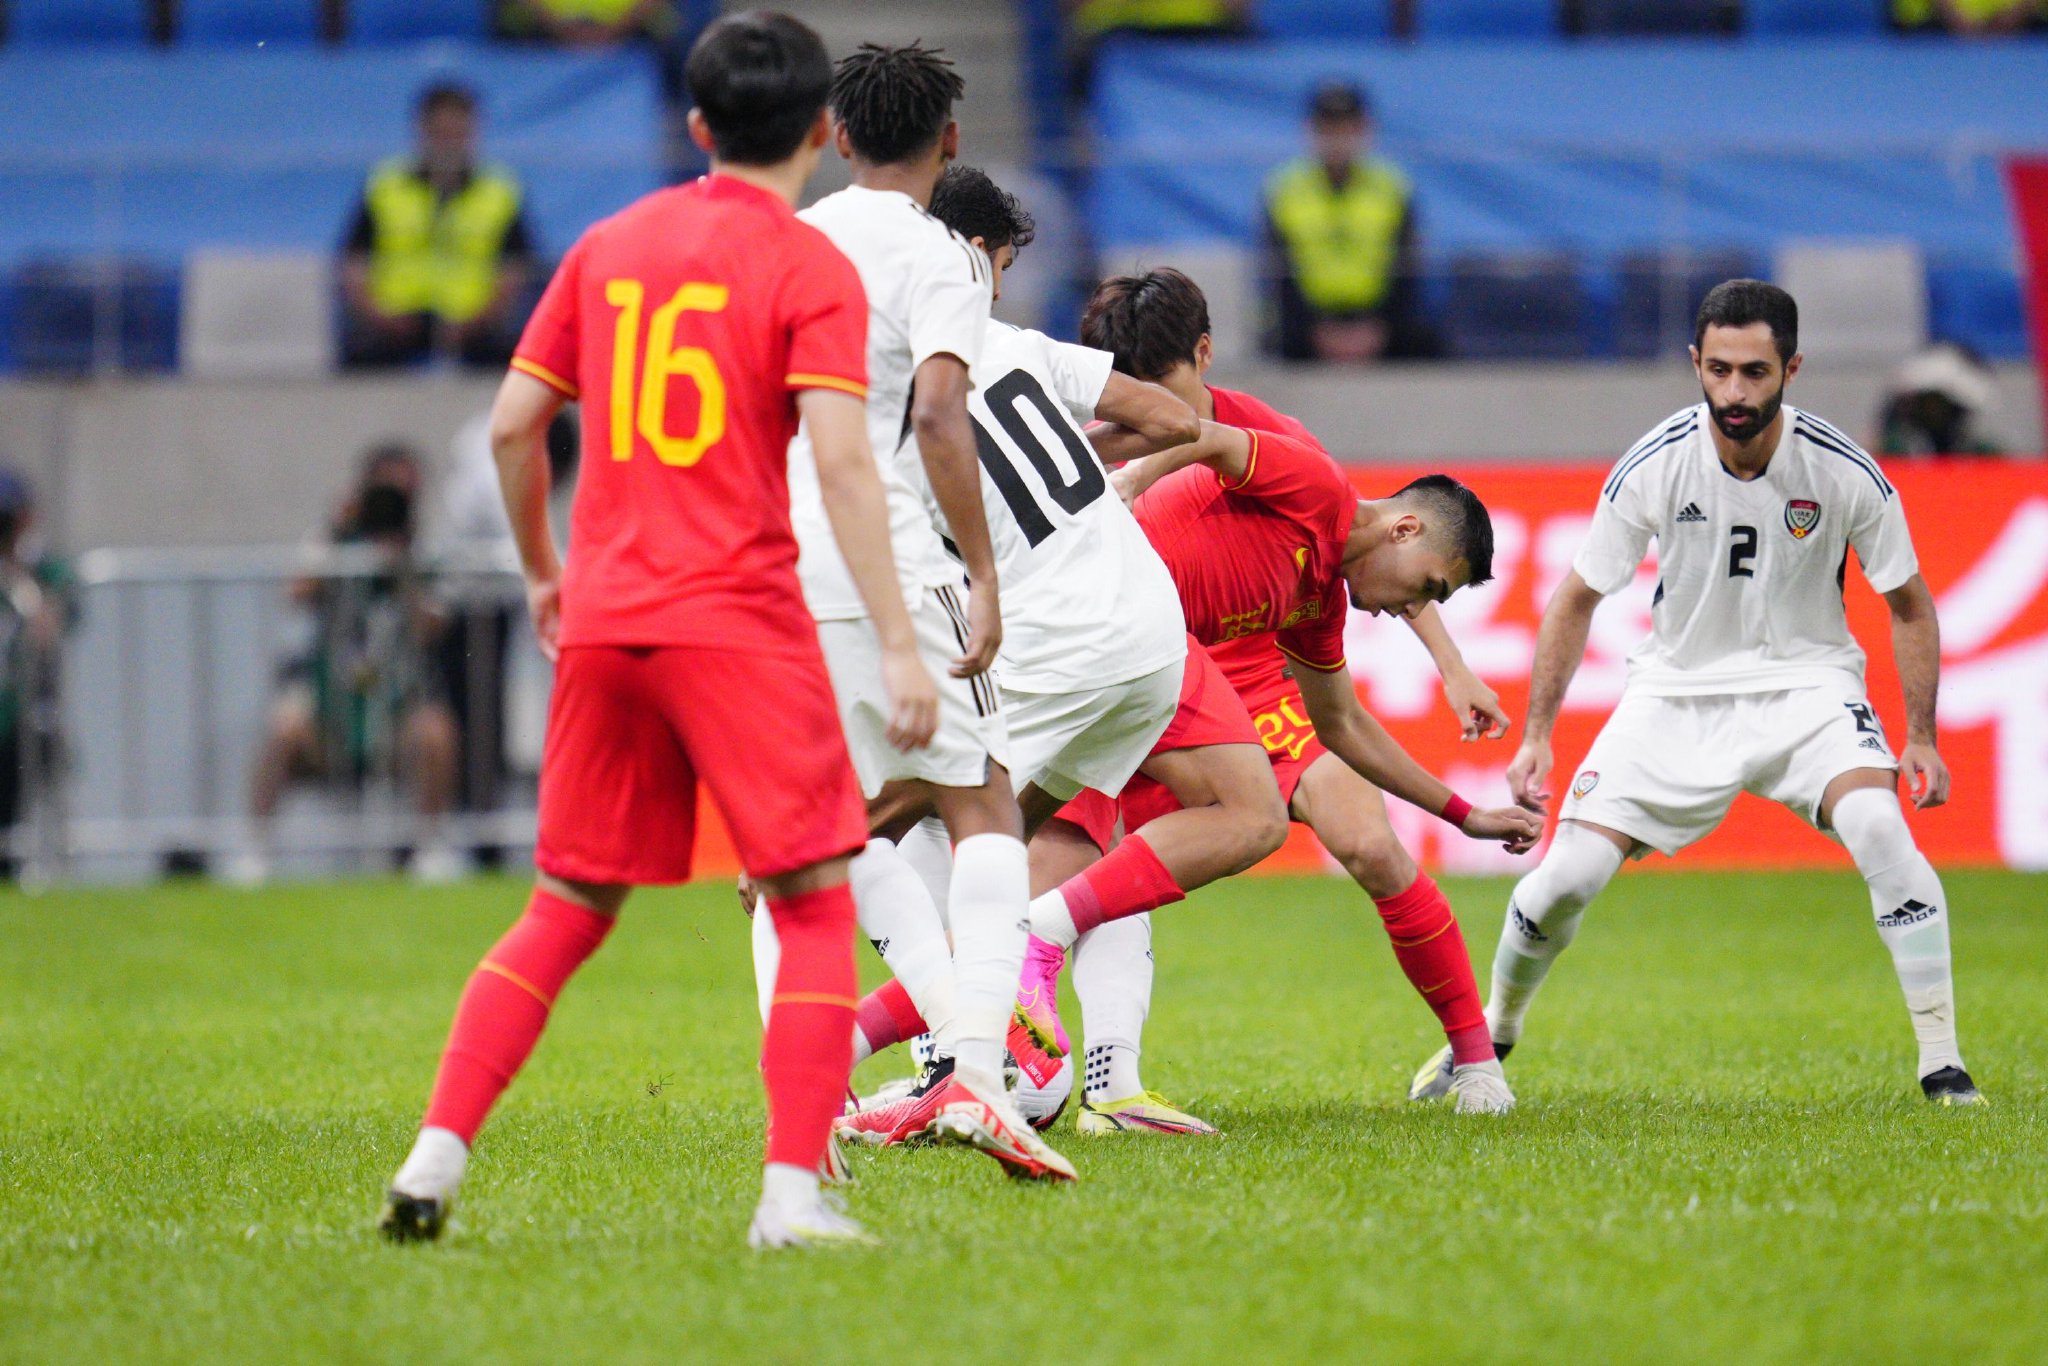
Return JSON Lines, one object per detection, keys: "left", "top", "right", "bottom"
{"left": 1893, "top": 0, "right": 2044, "bottom": 33}
{"left": 339, "top": 83, "right": 537, "bottom": 371}
{"left": 496, "top": 0, "right": 716, "bottom": 181}
{"left": 1062, "top": 0, "right": 1251, "bottom": 100}
{"left": 0, "top": 467, "right": 71, "bottom": 880}
{"left": 1261, "top": 81, "right": 1434, "bottom": 364}
{"left": 227, "top": 445, "right": 462, "bottom": 886}
{"left": 1878, "top": 343, "right": 2007, "bottom": 456}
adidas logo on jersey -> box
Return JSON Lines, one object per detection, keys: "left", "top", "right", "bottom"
{"left": 1675, "top": 502, "right": 1708, "bottom": 523}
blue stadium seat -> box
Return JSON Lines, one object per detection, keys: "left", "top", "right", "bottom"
{"left": 1613, "top": 249, "right": 1758, "bottom": 360}
{"left": 178, "top": 0, "right": 321, "bottom": 45}
{"left": 1566, "top": 0, "right": 1736, "bottom": 35}
{"left": 1416, "top": 0, "right": 1556, "bottom": 40}
{"left": 1256, "top": 0, "right": 1393, "bottom": 40}
{"left": 349, "top": 0, "right": 489, "bottom": 43}
{"left": 7, "top": 0, "right": 150, "bottom": 45}
{"left": 1746, "top": 0, "right": 1883, "bottom": 34}
{"left": 1444, "top": 253, "right": 1589, "bottom": 359}
{"left": 1926, "top": 263, "right": 2029, "bottom": 361}
{"left": 11, "top": 261, "right": 178, "bottom": 375}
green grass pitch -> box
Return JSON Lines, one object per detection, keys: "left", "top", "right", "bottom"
{"left": 3, "top": 869, "right": 2043, "bottom": 1363}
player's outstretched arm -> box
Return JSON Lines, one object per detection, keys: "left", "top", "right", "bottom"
{"left": 910, "top": 353, "right": 1001, "bottom": 678}
{"left": 1086, "top": 372, "right": 1200, "bottom": 468}
{"left": 1110, "top": 419, "right": 1254, "bottom": 505}
{"left": 1511, "top": 571, "right": 1604, "bottom": 807}
{"left": 1293, "top": 663, "right": 1540, "bottom": 853}
{"left": 489, "top": 369, "right": 569, "bottom": 660}
{"left": 1883, "top": 573, "right": 1950, "bottom": 809}
{"left": 803, "top": 389, "right": 939, "bottom": 752}
{"left": 1405, "top": 604, "right": 1510, "bottom": 741}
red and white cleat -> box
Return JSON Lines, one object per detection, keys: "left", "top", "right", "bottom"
{"left": 832, "top": 1063, "right": 955, "bottom": 1147}
{"left": 929, "top": 1071, "right": 1079, "bottom": 1183}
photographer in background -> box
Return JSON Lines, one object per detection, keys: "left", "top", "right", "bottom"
{"left": 225, "top": 445, "right": 462, "bottom": 886}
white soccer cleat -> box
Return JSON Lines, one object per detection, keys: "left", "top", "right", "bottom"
{"left": 1449, "top": 1058, "right": 1516, "bottom": 1114}
{"left": 745, "top": 1193, "right": 878, "bottom": 1250}
{"left": 1407, "top": 1044, "right": 1456, "bottom": 1102}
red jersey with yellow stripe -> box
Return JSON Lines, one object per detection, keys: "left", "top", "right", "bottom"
{"left": 512, "top": 173, "right": 868, "bottom": 652}
{"left": 1131, "top": 419, "right": 1355, "bottom": 689}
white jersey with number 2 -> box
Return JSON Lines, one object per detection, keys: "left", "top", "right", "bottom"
{"left": 930, "top": 321, "right": 1186, "bottom": 695}
{"left": 1575, "top": 403, "right": 1918, "bottom": 697}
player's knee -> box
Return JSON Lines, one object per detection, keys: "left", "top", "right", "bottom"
{"left": 1236, "top": 796, "right": 1290, "bottom": 869}
{"left": 1527, "top": 824, "right": 1622, "bottom": 916}
{"left": 1829, "top": 787, "right": 1918, "bottom": 879}
{"left": 1328, "top": 827, "right": 1415, "bottom": 900}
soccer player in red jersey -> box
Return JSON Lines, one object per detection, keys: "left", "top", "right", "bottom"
{"left": 1015, "top": 268, "right": 1540, "bottom": 1120}
{"left": 378, "top": 12, "right": 938, "bottom": 1250}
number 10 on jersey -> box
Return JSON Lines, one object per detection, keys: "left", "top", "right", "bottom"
{"left": 604, "top": 279, "right": 730, "bottom": 467}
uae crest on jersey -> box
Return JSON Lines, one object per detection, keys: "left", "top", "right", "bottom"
{"left": 1571, "top": 771, "right": 1599, "bottom": 798}
{"left": 1784, "top": 499, "right": 1821, "bottom": 539}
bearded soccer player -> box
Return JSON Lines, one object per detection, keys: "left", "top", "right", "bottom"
{"left": 1011, "top": 267, "right": 1531, "bottom": 1125}
{"left": 378, "top": 12, "right": 941, "bottom": 1251}
{"left": 1410, "top": 280, "right": 1980, "bottom": 1106}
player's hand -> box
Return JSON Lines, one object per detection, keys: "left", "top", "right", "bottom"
{"left": 736, "top": 873, "right": 759, "bottom": 916}
{"left": 1506, "top": 738, "right": 1554, "bottom": 808}
{"left": 952, "top": 579, "right": 1002, "bottom": 678}
{"left": 1443, "top": 668, "right": 1510, "bottom": 742}
{"left": 880, "top": 643, "right": 940, "bottom": 752}
{"left": 1463, "top": 804, "right": 1543, "bottom": 855}
{"left": 525, "top": 575, "right": 563, "bottom": 662}
{"left": 1110, "top": 463, "right": 1145, "bottom": 510}
{"left": 1900, "top": 741, "right": 1951, "bottom": 810}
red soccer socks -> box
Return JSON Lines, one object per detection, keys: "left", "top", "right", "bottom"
{"left": 760, "top": 883, "right": 860, "bottom": 1171}
{"left": 1375, "top": 873, "right": 1493, "bottom": 1066}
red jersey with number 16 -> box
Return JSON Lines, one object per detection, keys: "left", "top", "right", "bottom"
{"left": 512, "top": 174, "right": 869, "bottom": 655}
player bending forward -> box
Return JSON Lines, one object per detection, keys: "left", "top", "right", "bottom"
{"left": 380, "top": 13, "right": 941, "bottom": 1252}
{"left": 1411, "top": 279, "right": 1981, "bottom": 1107}
{"left": 750, "top": 43, "right": 1076, "bottom": 1181}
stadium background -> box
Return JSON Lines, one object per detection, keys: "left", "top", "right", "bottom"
{"left": 0, "top": 0, "right": 2044, "bottom": 882}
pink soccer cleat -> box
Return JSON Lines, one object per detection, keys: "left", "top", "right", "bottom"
{"left": 1013, "top": 935, "right": 1070, "bottom": 1059}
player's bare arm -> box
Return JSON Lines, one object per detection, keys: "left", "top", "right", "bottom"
{"left": 911, "top": 352, "right": 1002, "bottom": 678}
{"left": 1405, "top": 604, "right": 1509, "bottom": 741}
{"left": 1112, "top": 419, "right": 1254, "bottom": 504}
{"left": 1510, "top": 569, "right": 1604, "bottom": 807}
{"left": 803, "top": 388, "right": 940, "bottom": 752}
{"left": 1085, "top": 371, "right": 1201, "bottom": 468}
{"left": 1884, "top": 572, "right": 1949, "bottom": 809}
{"left": 488, "top": 368, "right": 569, "bottom": 660}
{"left": 1292, "top": 662, "right": 1540, "bottom": 853}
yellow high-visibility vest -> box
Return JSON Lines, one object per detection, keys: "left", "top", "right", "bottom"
{"left": 363, "top": 159, "right": 524, "bottom": 324}
{"left": 1070, "top": 0, "right": 1234, "bottom": 35}
{"left": 1264, "top": 157, "right": 1411, "bottom": 314}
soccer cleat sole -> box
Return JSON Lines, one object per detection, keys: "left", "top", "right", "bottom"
{"left": 378, "top": 1190, "right": 447, "bottom": 1243}
{"left": 1075, "top": 1110, "right": 1217, "bottom": 1137}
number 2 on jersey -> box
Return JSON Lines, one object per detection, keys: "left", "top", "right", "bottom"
{"left": 1728, "top": 524, "right": 1758, "bottom": 579}
{"left": 971, "top": 369, "right": 1107, "bottom": 547}
{"left": 603, "top": 279, "right": 729, "bottom": 466}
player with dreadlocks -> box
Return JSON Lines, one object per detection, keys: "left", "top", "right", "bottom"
{"left": 754, "top": 42, "right": 1076, "bottom": 1181}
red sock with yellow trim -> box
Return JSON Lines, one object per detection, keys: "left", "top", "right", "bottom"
{"left": 422, "top": 888, "right": 616, "bottom": 1143}
{"left": 1375, "top": 872, "right": 1493, "bottom": 1065}
{"left": 761, "top": 884, "right": 859, "bottom": 1171}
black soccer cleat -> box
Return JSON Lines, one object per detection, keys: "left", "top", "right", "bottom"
{"left": 1920, "top": 1066, "right": 1985, "bottom": 1107}
{"left": 1494, "top": 1041, "right": 1514, "bottom": 1064}
{"left": 378, "top": 1189, "right": 449, "bottom": 1242}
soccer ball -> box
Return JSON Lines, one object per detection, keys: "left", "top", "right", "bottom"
{"left": 1010, "top": 1052, "right": 1074, "bottom": 1131}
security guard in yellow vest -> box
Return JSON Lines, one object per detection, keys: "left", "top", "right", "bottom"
{"left": 340, "top": 83, "right": 536, "bottom": 369}
{"left": 1262, "top": 81, "right": 1432, "bottom": 363}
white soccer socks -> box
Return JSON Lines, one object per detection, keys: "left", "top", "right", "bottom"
{"left": 1830, "top": 787, "right": 1964, "bottom": 1078}
{"left": 850, "top": 838, "right": 959, "bottom": 1055}
{"left": 1074, "top": 914, "right": 1153, "bottom": 1102}
{"left": 945, "top": 832, "right": 1030, "bottom": 1083}
{"left": 897, "top": 816, "right": 955, "bottom": 932}
{"left": 391, "top": 1126, "right": 469, "bottom": 1204}
{"left": 1486, "top": 821, "right": 1624, "bottom": 1047}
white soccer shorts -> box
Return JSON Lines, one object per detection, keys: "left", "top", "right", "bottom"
{"left": 817, "top": 584, "right": 1009, "bottom": 797}
{"left": 1560, "top": 681, "right": 1900, "bottom": 857}
{"left": 1001, "top": 658, "right": 1184, "bottom": 803}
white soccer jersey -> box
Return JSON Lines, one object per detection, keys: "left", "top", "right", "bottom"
{"left": 927, "top": 321, "right": 1186, "bottom": 694}
{"left": 786, "top": 186, "right": 992, "bottom": 620}
{"left": 1575, "top": 403, "right": 1918, "bottom": 696}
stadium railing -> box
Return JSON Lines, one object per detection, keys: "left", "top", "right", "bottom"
{"left": 22, "top": 542, "right": 544, "bottom": 883}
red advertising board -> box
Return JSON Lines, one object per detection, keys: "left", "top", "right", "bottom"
{"left": 687, "top": 458, "right": 2048, "bottom": 877}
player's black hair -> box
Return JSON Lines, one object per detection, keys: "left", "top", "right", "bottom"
{"left": 1393, "top": 474, "right": 1494, "bottom": 587}
{"left": 1695, "top": 279, "right": 1799, "bottom": 365}
{"left": 1079, "top": 268, "right": 1211, "bottom": 382}
{"left": 416, "top": 81, "right": 477, "bottom": 119}
{"left": 684, "top": 10, "right": 834, "bottom": 167}
{"left": 927, "top": 166, "right": 1035, "bottom": 256}
{"left": 830, "top": 42, "right": 963, "bottom": 166}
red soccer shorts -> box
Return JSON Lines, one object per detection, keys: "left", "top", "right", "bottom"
{"left": 1052, "top": 638, "right": 1262, "bottom": 846}
{"left": 536, "top": 644, "right": 867, "bottom": 885}
{"left": 1228, "top": 653, "right": 1331, "bottom": 809}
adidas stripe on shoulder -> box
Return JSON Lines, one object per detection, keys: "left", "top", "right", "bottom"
{"left": 1605, "top": 407, "right": 1700, "bottom": 501}
{"left": 1792, "top": 411, "right": 1893, "bottom": 498}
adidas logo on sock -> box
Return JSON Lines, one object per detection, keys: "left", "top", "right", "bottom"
{"left": 1509, "top": 900, "right": 1548, "bottom": 943}
{"left": 1675, "top": 502, "right": 1707, "bottom": 523}
{"left": 1876, "top": 899, "right": 1937, "bottom": 929}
